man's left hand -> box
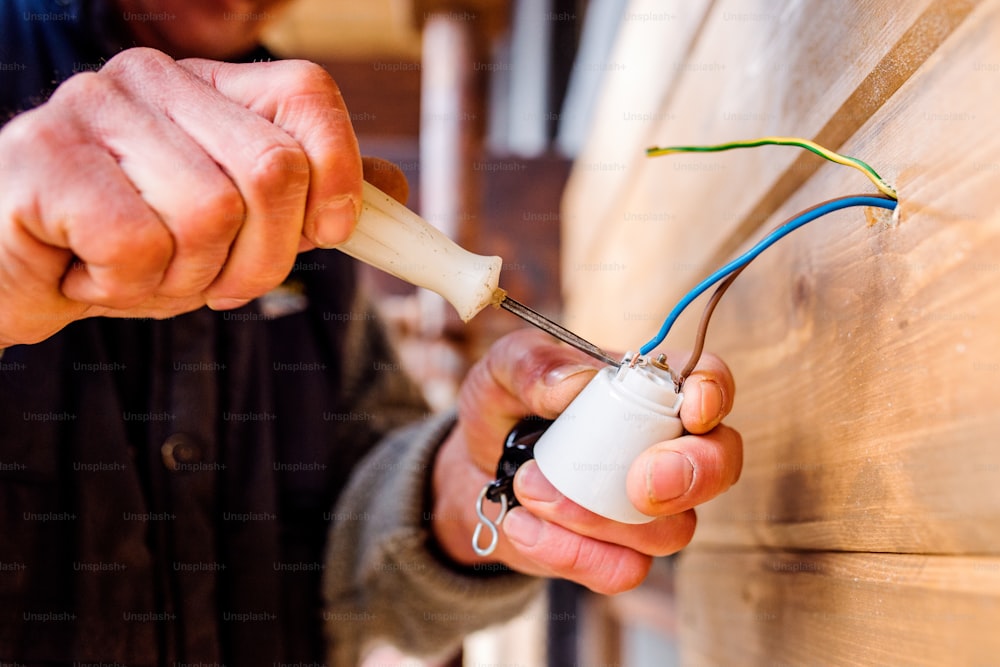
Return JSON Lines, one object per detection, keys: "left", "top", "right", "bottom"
{"left": 430, "top": 329, "right": 742, "bottom": 594}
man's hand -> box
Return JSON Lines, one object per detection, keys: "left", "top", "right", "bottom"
{"left": 430, "top": 329, "right": 742, "bottom": 594}
{"left": 0, "top": 47, "right": 365, "bottom": 348}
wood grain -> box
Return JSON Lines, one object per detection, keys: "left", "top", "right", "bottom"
{"left": 560, "top": 0, "right": 1000, "bottom": 663}
{"left": 561, "top": 0, "right": 974, "bottom": 350}
{"left": 703, "top": 0, "right": 979, "bottom": 271}
{"left": 679, "top": 0, "right": 1000, "bottom": 554}
{"left": 677, "top": 549, "right": 1000, "bottom": 666}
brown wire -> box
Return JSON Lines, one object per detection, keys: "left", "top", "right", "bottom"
{"left": 676, "top": 193, "right": 894, "bottom": 388}
{"left": 677, "top": 265, "right": 744, "bottom": 385}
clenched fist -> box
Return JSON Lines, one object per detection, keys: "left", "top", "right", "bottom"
{"left": 0, "top": 47, "right": 369, "bottom": 348}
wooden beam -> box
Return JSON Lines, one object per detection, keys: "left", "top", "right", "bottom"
{"left": 561, "top": 0, "right": 975, "bottom": 349}
{"left": 677, "top": 0, "right": 1000, "bottom": 554}
{"left": 678, "top": 549, "right": 1000, "bottom": 666}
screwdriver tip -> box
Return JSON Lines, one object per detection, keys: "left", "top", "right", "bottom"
{"left": 498, "top": 294, "right": 619, "bottom": 368}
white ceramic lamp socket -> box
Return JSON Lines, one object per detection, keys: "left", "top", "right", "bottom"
{"left": 533, "top": 358, "right": 684, "bottom": 524}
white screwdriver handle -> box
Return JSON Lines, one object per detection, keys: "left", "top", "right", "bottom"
{"left": 335, "top": 181, "right": 503, "bottom": 322}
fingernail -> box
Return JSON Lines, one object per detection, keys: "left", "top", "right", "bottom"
{"left": 647, "top": 451, "right": 694, "bottom": 504}
{"left": 544, "top": 364, "right": 597, "bottom": 386}
{"left": 516, "top": 461, "right": 560, "bottom": 503}
{"left": 699, "top": 378, "right": 724, "bottom": 426}
{"left": 503, "top": 509, "right": 542, "bottom": 547}
{"left": 313, "top": 195, "right": 358, "bottom": 248}
{"left": 207, "top": 297, "right": 251, "bottom": 311}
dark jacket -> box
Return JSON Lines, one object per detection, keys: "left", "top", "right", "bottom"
{"left": 0, "top": 1, "right": 429, "bottom": 663}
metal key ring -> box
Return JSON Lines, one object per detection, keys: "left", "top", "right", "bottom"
{"left": 472, "top": 483, "right": 509, "bottom": 557}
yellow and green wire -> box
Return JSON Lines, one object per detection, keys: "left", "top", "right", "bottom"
{"left": 646, "top": 136, "right": 898, "bottom": 199}
{"left": 636, "top": 135, "right": 898, "bottom": 364}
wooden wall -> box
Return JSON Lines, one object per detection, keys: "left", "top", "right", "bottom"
{"left": 560, "top": 0, "right": 1000, "bottom": 663}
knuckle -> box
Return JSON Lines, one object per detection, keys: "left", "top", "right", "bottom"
{"left": 275, "top": 61, "right": 354, "bottom": 132}
{"left": 102, "top": 47, "right": 174, "bottom": 75}
{"left": 50, "top": 70, "right": 116, "bottom": 108}
{"left": 175, "top": 179, "right": 245, "bottom": 246}
{"left": 204, "top": 185, "right": 246, "bottom": 234}
{"left": 73, "top": 234, "right": 171, "bottom": 307}
{"left": 588, "top": 553, "right": 651, "bottom": 595}
{"left": 281, "top": 60, "right": 340, "bottom": 97}
{"left": 0, "top": 108, "right": 50, "bottom": 165}
{"left": 550, "top": 533, "right": 589, "bottom": 573}
{"left": 109, "top": 223, "right": 174, "bottom": 273}
{"left": 248, "top": 141, "right": 310, "bottom": 197}
{"left": 700, "top": 427, "right": 742, "bottom": 495}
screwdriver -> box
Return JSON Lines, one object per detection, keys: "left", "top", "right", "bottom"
{"left": 492, "top": 290, "right": 619, "bottom": 367}
{"left": 334, "top": 182, "right": 619, "bottom": 368}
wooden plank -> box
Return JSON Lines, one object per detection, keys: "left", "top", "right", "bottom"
{"left": 562, "top": 0, "right": 976, "bottom": 349}
{"left": 677, "top": 549, "right": 1000, "bottom": 666}
{"left": 559, "top": 0, "right": 712, "bottom": 280}
{"left": 704, "top": 0, "right": 980, "bottom": 270}
{"left": 679, "top": 0, "right": 1000, "bottom": 553}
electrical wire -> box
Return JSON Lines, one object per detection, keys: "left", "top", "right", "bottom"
{"left": 646, "top": 137, "right": 898, "bottom": 199}
{"left": 638, "top": 194, "right": 898, "bottom": 362}
{"left": 676, "top": 265, "right": 744, "bottom": 385}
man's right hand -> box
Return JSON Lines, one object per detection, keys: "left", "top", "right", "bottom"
{"left": 0, "top": 47, "right": 364, "bottom": 348}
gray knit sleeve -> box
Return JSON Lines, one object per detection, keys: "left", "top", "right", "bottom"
{"left": 321, "top": 409, "right": 543, "bottom": 666}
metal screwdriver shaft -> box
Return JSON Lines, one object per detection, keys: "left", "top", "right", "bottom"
{"left": 497, "top": 294, "right": 620, "bottom": 367}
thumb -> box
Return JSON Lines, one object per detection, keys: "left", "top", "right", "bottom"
{"left": 457, "top": 329, "right": 601, "bottom": 472}
{"left": 179, "top": 58, "right": 363, "bottom": 248}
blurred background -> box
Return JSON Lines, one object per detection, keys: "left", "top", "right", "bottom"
{"left": 261, "top": 2, "right": 1000, "bottom": 665}
{"left": 264, "top": 0, "right": 680, "bottom": 665}
{"left": 267, "top": 0, "right": 585, "bottom": 411}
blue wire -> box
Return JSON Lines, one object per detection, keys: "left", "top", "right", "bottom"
{"left": 638, "top": 195, "right": 898, "bottom": 356}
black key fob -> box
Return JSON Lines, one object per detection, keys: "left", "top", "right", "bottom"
{"left": 484, "top": 417, "right": 554, "bottom": 508}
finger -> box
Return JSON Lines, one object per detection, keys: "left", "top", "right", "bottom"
{"left": 179, "top": 58, "right": 363, "bottom": 248}
{"left": 58, "top": 154, "right": 174, "bottom": 307}
{"left": 0, "top": 189, "right": 91, "bottom": 343}
{"left": 362, "top": 156, "right": 409, "bottom": 205}
{"left": 501, "top": 508, "right": 653, "bottom": 595}
{"left": 675, "top": 352, "right": 735, "bottom": 434}
{"left": 96, "top": 294, "right": 208, "bottom": 320}
{"left": 484, "top": 329, "right": 604, "bottom": 418}
{"left": 0, "top": 103, "right": 172, "bottom": 308}
{"left": 457, "top": 329, "right": 602, "bottom": 470}
{"left": 101, "top": 50, "right": 311, "bottom": 308}
{"left": 55, "top": 67, "right": 246, "bottom": 298}
{"left": 512, "top": 460, "right": 697, "bottom": 557}
{"left": 626, "top": 425, "right": 743, "bottom": 517}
